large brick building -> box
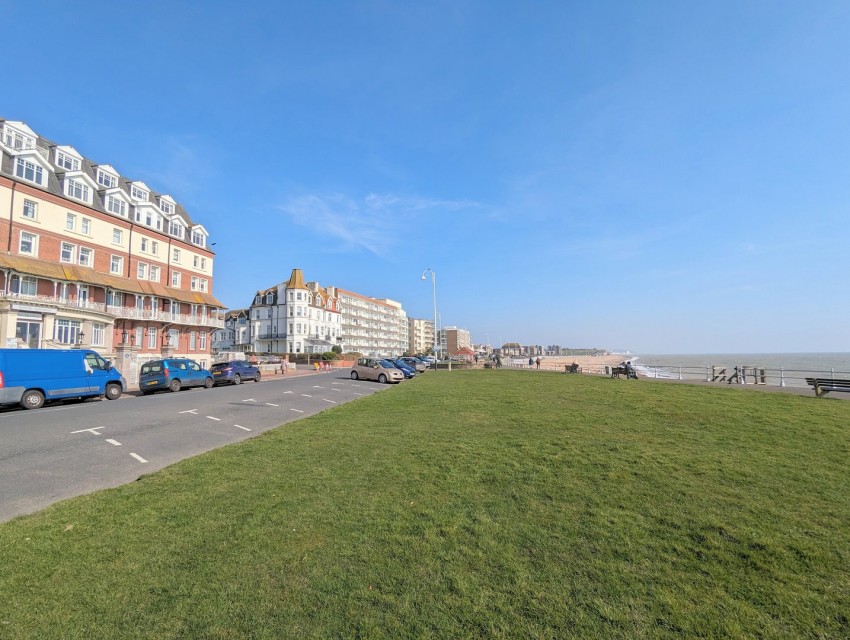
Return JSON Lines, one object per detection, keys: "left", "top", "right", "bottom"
{"left": 0, "top": 118, "right": 223, "bottom": 381}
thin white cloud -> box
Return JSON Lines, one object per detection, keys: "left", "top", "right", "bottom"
{"left": 277, "top": 193, "right": 478, "bottom": 256}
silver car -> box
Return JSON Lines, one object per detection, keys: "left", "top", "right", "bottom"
{"left": 350, "top": 358, "right": 404, "bottom": 384}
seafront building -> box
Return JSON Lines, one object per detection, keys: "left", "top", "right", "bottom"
{"left": 0, "top": 118, "right": 223, "bottom": 382}
{"left": 337, "top": 289, "right": 408, "bottom": 357}
{"left": 408, "top": 317, "right": 435, "bottom": 355}
{"left": 442, "top": 325, "right": 472, "bottom": 355}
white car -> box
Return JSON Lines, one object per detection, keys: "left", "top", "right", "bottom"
{"left": 350, "top": 358, "right": 404, "bottom": 384}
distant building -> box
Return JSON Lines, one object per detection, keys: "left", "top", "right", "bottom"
{"left": 443, "top": 325, "right": 471, "bottom": 355}
{"left": 211, "top": 309, "right": 250, "bottom": 353}
{"left": 408, "top": 317, "right": 434, "bottom": 355}
{"left": 338, "top": 289, "right": 408, "bottom": 357}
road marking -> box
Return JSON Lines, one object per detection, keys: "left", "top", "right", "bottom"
{"left": 105, "top": 439, "right": 121, "bottom": 446}
{"left": 130, "top": 453, "right": 148, "bottom": 463}
{"left": 290, "top": 408, "right": 304, "bottom": 413}
{"left": 207, "top": 416, "right": 221, "bottom": 421}
{"left": 301, "top": 394, "right": 312, "bottom": 397}
{"left": 242, "top": 399, "right": 256, "bottom": 403}
{"left": 71, "top": 427, "right": 104, "bottom": 435}
{"left": 179, "top": 409, "right": 199, "bottom": 414}
{"left": 265, "top": 403, "right": 279, "bottom": 407}
{"left": 234, "top": 425, "right": 252, "bottom": 432}
{"left": 283, "top": 391, "right": 293, "bottom": 394}
{"left": 353, "top": 392, "right": 364, "bottom": 396}
{"left": 313, "top": 385, "right": 325, "bottom": 389}
{"left": 331, "top": 388, "right": 344, "bottom": 392}
{"left": 322, "top": 399, "right": 337, "bottom": 404}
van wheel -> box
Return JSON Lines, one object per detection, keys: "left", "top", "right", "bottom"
{"left": 21, "top": 390, "right": 45, "bottom": 410}
{"left": 351, "top": 371, "right": 359, "bottom": 380}
{"left": 169, "top": 379, "right": 182, "bottom": 392}
{"left": 254, "top": 372, "right": 262, "bottom": 382}
{"left": 233, "top": 374, "right": 242, "bottom": 385}
{"left": 105, "top": 383, "right": 122, "bottom": 400}
{"left": 204, "top": 377, "right": 214, "bottom": 389}
{"left": 378, "top": 374, "right": 388, "bottom": 384}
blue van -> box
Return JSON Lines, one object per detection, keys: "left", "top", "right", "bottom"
{"left": 0, "top": 348, "right": 127, "bottom": 410}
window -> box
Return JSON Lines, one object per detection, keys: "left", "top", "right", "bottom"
{"left": 97, "top": 170, "right": 117, "bottom": 189}
{"left": 193, "top": 256, "right": 208, "bottom": 270}
{"left": 106, "top": 290, "right": 123, "bottom": 306}
{"left": 106, "top": 195, "right": 126, "bottom": 216}
{"left": 169, "top": 329, "right": 179, "bottom": 348}
{"left": 2, "top": 126, "right": 35, "bottom": 149}
{"left": 19, "top": 232, "right": 37, "bottom": 256}
{"left": 171, "top": 271, "right": 181, "bottom": 287}
{"left": 189, "top": 331, "right": 197, "bottom": 350}
{"left": 130, "top": 185, "right": 148, "bottom": 201}
{"left": 172, "top": 248, "right": 181, "bottom": 263}
{"left": 137, "top": 262, "right": 148, "bottom": 279}
{"left": 135, "top": 327, "right": 143, "bottom": 347}
{"left": 22, "top": 199, "right": 37, "bottom": 219}
{"left": 141, "top": 238, "right": 149, "bottom": 252}
{"left": 148, "top": 327, "right": 157, "bottom": 349}
{"left": 91, "top": 323, "right": 105, "bottom": 347}
{"left": 152, "top": 241, "right": 158, "bottom": 255}
{"left": 60, "top": 242, "right": 75, "bottom": 263}
{"left": 16, "top": 158, "right": 44, "bottom": 184}
{"left": 81, "top": 218, "right": 91, "bottom": 235}
{"left": 66, "top": 212, "right": 76, "bottom": 231}
{"left": 160, "top": 199, "right": 174, "bottom": 215}
{"left": 16, "top": 275, "right": 37, "bottom": 296}
{"left": 199, "top": 332, "right": 207, "bottom": 350}
{"left": 191, "top": 276, "right": 199, "bottom": 291}
{"left": 192, "top": 231, "right": 205, "bottom": 247}
{"left": 78, "top": 247, "right": 93, "bottom": 267}
{"left": 66, "top": 178, "right": 90, "bottom": 202}
{"left": 266, "top": 293, "right": 273, "bottom": 304}
{"left": 54, "top": 319, "right": 81, "bottom": 345}
{"left": 150, "top": 265, "right": 160, "bottom": 282}
{"left": 112, "top": 228, "right": 123, "bottom": 244}
{"left": 56, "top": 150, "right": 80, "bottom": 171}
{"left": 169, "top": 221, "right": 183, "bottom": 238}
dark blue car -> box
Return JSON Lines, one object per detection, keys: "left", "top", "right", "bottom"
{"left": 209, "top": 360, "right": 262, "bottom": 385}
{"left": 387, "top": 358, "right": 416, "bottom": 378}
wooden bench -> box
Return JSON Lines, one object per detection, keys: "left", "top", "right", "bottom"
{"left": 564, "top": 363, "right": 581, "bottom": 374}
{"left": 611, "top": 366, "right": 637, "bottom": 379}
{"left": 805, "top": 377, "right": 850, "bottom": 397}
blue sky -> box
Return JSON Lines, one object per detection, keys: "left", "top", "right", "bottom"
{"left": 3, "top": 1, "right": 849, "bottom": 353}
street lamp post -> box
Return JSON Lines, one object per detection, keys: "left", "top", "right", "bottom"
{"left": 421, "top": 268, "right": 440, "bottom": 369}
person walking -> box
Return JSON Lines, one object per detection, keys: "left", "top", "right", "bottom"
{"left": 535, "top": 357, "right": 541, "bottom": 370}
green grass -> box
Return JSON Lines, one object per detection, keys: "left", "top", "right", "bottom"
{"left": 1, "top": 371, "right": 849, "bottom": 639}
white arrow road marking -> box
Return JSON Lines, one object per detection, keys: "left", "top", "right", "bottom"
{"left": 105, "top": 439, "right": 121, "bottom": 446}
{"left": 130, "top": 453, "right": 148, "bottom": 463}
{"left": 322, "top": 399, "right": 337, "bottom": 404}
{"left": 331, "top": 388, "right": 344, "bottom": 392}
{"left": 353, "top": 392, "right": 364, "bottom": 396}
{"left": 207, "top": 416, "right": 221, "bottom": 421}
{"left": 234, "top": 425, "right": 252, "bottom": 432}
{"left": 265, "top": 403, "right": 279, "bottom": 407}
{"left": 71, "top": 427, "right": 105, "bottom": 435}
{"left": 179, "top": 409, "right": 199, "bottom": 414}
{"left": 290, "top": 408, "right": 304, "bottom": 413}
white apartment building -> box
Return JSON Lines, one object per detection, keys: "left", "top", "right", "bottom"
{"left": 211, "top": 309, "right": 250, "bottom": 353}
{"left": 337, "top": 290, "right": 408, "bottom": 357}
{"left": 408, "top": 317, "right": 435, "bottom": 355}
{"left": 249, "top": 269, "right": 342, "bottom": 355}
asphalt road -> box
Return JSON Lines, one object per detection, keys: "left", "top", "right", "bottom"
{"left": 0, "top": 371, "right": 390, "bottom": 523}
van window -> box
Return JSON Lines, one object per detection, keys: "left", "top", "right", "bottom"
{"left": 85, "top": 353, "right": 109, "bottom": 370}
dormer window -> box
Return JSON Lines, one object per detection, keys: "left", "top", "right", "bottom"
{"left": 160, "top": 198, "right": 174, "bottom": 215}
{"left": 1, "top": 123, "right": 36, "bottom": 150}
{"left": 130, "top": 184, "right": 149, "bottom": 202}
{"left": 266, "top": 293, "right": 274, "bottom": 304}
{"left": 65, "top": 178, "right": 91, "bottom": 203}
{"left": 169, "top": 220, "right": 184, "bottom": 239}
{"left": 106, "top": 194, "right": 127, "bottom": 217}
{"left": 14, "top": 157, "right": 44, "bottom": 185}
{"left": 96, "top": 169, "right": 117, "bottom": 189}
{"left": 191, "top": 230, "right": 205, "bottom": 247}
{"left": 55, "top": 149, "right": 81, "bottom": 172}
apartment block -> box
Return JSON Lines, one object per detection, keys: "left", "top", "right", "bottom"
{"left": 0, "top": 118, "right": 223, "bottom": 381}
{"left": 408, "top": 317, "right": 435, "bottom": 355}
{"left": 443, "top": 325, "right": 472, "bottom": 355}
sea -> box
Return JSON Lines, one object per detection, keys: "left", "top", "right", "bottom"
{"left": 628, "top": 353, "right": 850, "bottom": 388}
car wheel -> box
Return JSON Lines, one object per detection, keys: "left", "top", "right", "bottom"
{"left": 169, "top": 379, "right": 182, "bottom": 393}
{"left": 351, "top": 371, "right": 359, "bottom": 380}
{"left": 140, "top": 390, "right": 152, "bottom": 396}
{"left": 105, "top": 383, "right": 122, "bottom": 400}
{"left": 21, "top": 389, "right": 45, "bottom": 410}
{"left": 254, "top": 372, "right": 262, "bottom": 382}
{"left": 233, "top": 373, "right": 242, "bottom": 385}
{"left": 204, "top": 377, "right": 214, "bottom": 389}
{"left": 378, "top": 374, "right": 387, "bottom": 384}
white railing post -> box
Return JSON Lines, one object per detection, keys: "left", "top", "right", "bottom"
{"left": 678, "top": 366, "right": 682, "bottom": 380}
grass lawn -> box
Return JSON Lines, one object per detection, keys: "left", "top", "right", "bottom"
{"left": 1, "top": 370, "right": 849, "bottom": 639}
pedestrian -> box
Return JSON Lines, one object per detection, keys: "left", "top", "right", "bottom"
{"left": 535, "top": 357, "right": 541, "bottom": 370}
{"left": 528, "top": 357, "right": 533, "bottom": 367}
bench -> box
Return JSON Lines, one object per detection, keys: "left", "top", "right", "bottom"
{"left": 611, "top": 366, "right": 637, "bottom": 379}
{"left": 805, "top": 377, "right": 850, "bottom": 398}
{"left": 564, "top": 363, "right": 581, "bottom": 374}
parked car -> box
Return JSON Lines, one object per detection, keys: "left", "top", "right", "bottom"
{"left": 387, "top": 358, "right": 417, "bottom": 378}
{"left": 350, "top": 358, "right": 404, "bottom": 384}
{"left": 0, "top": 348, "right": 126, "bottom": 410}
{"left": 400, "top": 357, "right": 427, "bottom": 372}
{"left": 139, "top": 358, "right": 214, "bottom": 394}
{"left": 210, "top": 360, "right": 262, "bottom": 385}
